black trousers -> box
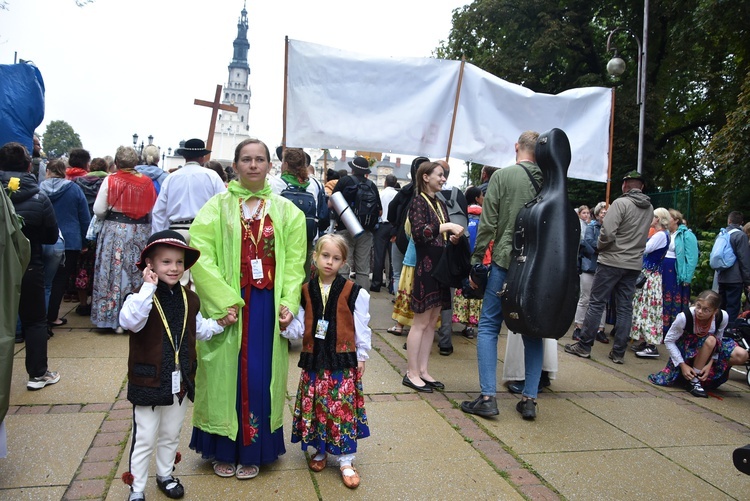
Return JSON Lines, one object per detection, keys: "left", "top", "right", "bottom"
{"left": 370, "top": 222, "right": 392, "bottom": 290}
{"left": 47, "top": 249, "right": 80, "bottom": 322}
{"left": 19, "top": 265, "right": 49, "bottom": 378}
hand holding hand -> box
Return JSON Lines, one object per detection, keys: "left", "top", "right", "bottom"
{"left": 217, "top": 305, "right": 240, "bottom": 327}
{"left": 279, "top": 305, "right": 293, "bottom": 330}
{"left": 143, "top": 264, "right": 158, "bottom": 285}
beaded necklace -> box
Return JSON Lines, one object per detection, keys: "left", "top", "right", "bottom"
{"left": 240, "top": 198, "right": 266, "bottom": 245}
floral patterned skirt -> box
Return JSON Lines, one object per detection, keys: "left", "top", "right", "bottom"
{"left": 291, "top": 367, "right": 369, "bottom": 455}
{"left": 661, "top": 257, "right": 691, "bottom": 336}
{"left": 648, "top": 334, "right": 737, "bottom": 390}
{"left": 631, "top": 269, "right": 663, "bottom": 345}
{"left": 452, "top": 290, "right": 482, "bottom": 327}
{"left": 393, "top": 265, "right": 415, "bottom": 327}
{"left": 91, "top": 220, "right": 150, "bottom": 329}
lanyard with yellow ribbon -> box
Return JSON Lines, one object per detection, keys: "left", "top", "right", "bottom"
{"left": 318, "top": 277, "right": 331, "bottom": 313}
{"left": 420, "top": 192, "right": 448, "bottom": 241}
{"left": 152, "top": 287, "right": 188, "bottom": 370}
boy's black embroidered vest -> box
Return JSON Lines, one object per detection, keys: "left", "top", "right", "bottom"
{"left": 298, "top": 274, "right": 360, "bottom": 371}
{"left": 127, "top": 282, "right": 200, "bottom": 406}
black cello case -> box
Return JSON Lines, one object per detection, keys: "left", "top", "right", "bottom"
{"left": 500, "top": 128, "right": 580, "bottom": 339}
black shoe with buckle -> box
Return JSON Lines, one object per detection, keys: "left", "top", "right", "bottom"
{"left": 156, "top": 476, "right": 184, "bottom": 499}
{"left": 460, "top": 395, "right": 499, "bottom": 417}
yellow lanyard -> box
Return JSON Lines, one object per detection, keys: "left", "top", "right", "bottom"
{"left": 152, "top": 287, "right": 188, "bottom": 369}
{"left": 319, "top": 278, "right": 331, "bottom": 311}
{"left": 420, "top": 192, "right": 447, "bottom": 240}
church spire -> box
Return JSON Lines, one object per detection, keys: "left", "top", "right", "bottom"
{"left": 218, "top": 3, "right": 251, "bottom": 136}
{"left": 231, "top": 2, "right": 250, "bottom": 69}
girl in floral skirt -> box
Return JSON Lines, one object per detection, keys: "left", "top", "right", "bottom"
{"left": 284, "top": 234, "right": 371, "bottom": 489}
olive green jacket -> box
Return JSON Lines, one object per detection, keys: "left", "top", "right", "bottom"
{"left": 472, "top": 161, "right": 542, "bottom": 269}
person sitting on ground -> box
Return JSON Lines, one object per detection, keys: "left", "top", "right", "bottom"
{"left": 649, "top": 289, "right": 749, "bottom": 397}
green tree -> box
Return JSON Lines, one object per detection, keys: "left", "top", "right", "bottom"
{"left": 42, "top": 120, "right": 82, "bottom": 159}
{"left": 437, "top": 0, "right": 750, "bottom": 228}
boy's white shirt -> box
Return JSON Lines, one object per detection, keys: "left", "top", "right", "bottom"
{"left": 119, "top": 282, "right": 224, "bottom": 340}
{"left": 283, "top": 287, "right": 372, "bottom": 362}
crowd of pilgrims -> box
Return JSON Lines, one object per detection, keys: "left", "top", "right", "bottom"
{"left": 2, "top": 135, "right": 749, "bottom": 497}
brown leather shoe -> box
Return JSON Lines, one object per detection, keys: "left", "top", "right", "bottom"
{"left": 340, "top": 465, "right": 360, "bottom": 489}
{"left": 308, "top": 454, "right": 327, "bottom": 472}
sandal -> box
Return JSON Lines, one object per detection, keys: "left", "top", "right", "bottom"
{"left": 236, "top": 464, "right": 259, "bottom": 480}
{"left": 308, "top": 453, "right": 327, "bottom": 472}
{"left": 386, "top": 325, "right": 403, "bottom": 335}
{"left": 212, "top": 461, "right": 235, "bottom": 478}
{"left": 340, "top": 464, "right": 360, "bottom": 489}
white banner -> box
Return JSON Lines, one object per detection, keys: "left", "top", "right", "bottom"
{"left": 286, "top": 39, "right": 460, "bottom": 159}
{"left": 286, "top": 39, "right": 613, "bottom": 182}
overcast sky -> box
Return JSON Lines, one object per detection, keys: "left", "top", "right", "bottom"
{"left": 1, "top": 0, "right": 469, "bottom": 161}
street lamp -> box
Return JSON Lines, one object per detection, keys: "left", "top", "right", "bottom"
{"left": 131, "top": 133, "right": 152, "bottom": 156}
{"left": 606, "top": 0, "right": 649, "bottom": 174}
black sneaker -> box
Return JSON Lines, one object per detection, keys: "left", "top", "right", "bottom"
{"left": 630, "top": 340, "right": 647, "bottom": 352}
{"left": 608, "top": 350, "right": 624, "bottom": 364}
{"left": 635, "top": 344, "right": 659, "bottom": 358}
{"left": 564, "top": 342, "right": 591, "bottom": 358}
{"left": 595, "top": 330, "right": 609, "bottom": 344}
{"left": 688, "top": 380, "right": 708, "bottom": 398}
{"left": 516, "top": 399, "right": 537, "bottom": 420}
{"left": 460, "top": 395, "right": 499, "bottom": 417}
{"left": 439, "top": 346, "right": 453, "bottom": 356}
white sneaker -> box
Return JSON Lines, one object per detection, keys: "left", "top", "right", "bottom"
{"left": 635, "top": 345, "right": 660, "bottom": 358}
{"left": 27, "top": 370, "right": 60, "bottom": 390}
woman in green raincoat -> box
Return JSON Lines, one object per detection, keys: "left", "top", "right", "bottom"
{"left": 188, "top": 138, "right": 307, "bottom": 479}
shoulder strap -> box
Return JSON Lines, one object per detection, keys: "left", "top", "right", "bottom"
{"left": 683, "top": 307, "right": 694, "bottom": 335}
{"left": 517, "top": 163, "right": 541, "bottom": 195}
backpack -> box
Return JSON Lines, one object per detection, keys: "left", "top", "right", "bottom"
{"left": 280, "top": 181, "right": 318, "bottom": 243}
{"left": 436, "top": 186, "right": 468, "bottom": 231}
{"left": 310, "top": 177, "right": 330, "bottom": 236}
{"left": 709, "top": 228, "right": 740, "bottom": 270}
{"left": 345, "top": 178, "right": 380, "bottom": 230}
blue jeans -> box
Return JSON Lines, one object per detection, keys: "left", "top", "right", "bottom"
{"left": 521, "top": 336, "right": 544, "bottom": 399}
{"left": 579, "top": 263, "right": 639, "bottom": 357}
{"left": 42, "top": 236, "right": 65, "bottom": 310}
{"left": 476, "top": 264, "right": 507, "bottom": 396}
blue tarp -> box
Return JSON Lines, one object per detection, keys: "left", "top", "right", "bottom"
{"left": 0, "top": 63, "right": 45, "bottom": 154}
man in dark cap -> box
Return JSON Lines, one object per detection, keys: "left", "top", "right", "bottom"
{"left": 565, "top": 170, "right": 653, "bottom": 364}
{"left": 151, "top": 138, "right": 226, "bottom": 284}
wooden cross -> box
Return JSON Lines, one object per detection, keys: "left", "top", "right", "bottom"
{"left": 194, "top": 84, "right": 238, "bottom": 160}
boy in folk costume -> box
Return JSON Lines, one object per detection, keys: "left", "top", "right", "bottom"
{"left": 119, "top": 231, "right": 237, "bottom": 500}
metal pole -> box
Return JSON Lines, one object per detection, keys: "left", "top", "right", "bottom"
{"left": 637, "top": 0, "right": 649, "bottom": 174}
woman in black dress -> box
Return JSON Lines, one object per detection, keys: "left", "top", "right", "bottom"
{"left": 402, "top": 161, "right": 464, "bottom": 392}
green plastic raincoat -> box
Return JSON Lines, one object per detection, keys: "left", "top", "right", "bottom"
{"left": 1, "top": 188, "right": 30, "bottom": 424}
{"left": 189, "top": 181, "right": 306, "bottom": 439}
